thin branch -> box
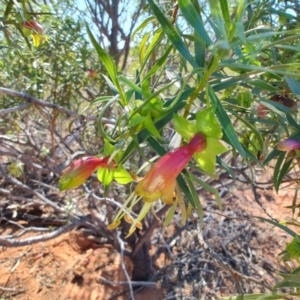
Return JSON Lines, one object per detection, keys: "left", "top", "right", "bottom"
{"left": 0, "top": 87, "right": 115, "bottom": 125}
{"left": 84, "top": 186, "right": 138, "bottom": 218}
{"left": 97, "top": 276, "right": 156, "bottom": 287}
{"left": 117, "top": 231, "right": 134, "bottom": 300}
{"left": 0, "top": 286, "right": 25, "bottom": 292}
{"left": 0, "top": 216, "right": 89, "bottom": 247}
{"left": 197, "top": 223, "right": 272, "bottom": 291}
{"left": 132, "top": 205, "right": 169, "bottom": 256}
{"left": 0, "top": 187, "right": 42, "bottom": 205}
{"left": 240, "top": 170, "right": 278, "bottom": 222}
{"left": 0, "top": 167, "right": 66, "bottom": 214}
{"left": 0, "top": 102, "right": 31, "bottom": 116}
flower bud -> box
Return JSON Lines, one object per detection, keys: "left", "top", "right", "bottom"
{"left": 277, "top": 139, "right": 300, "bottom": 152}
{"left": 59, "top": 156, "right": 116, "bottom": 190}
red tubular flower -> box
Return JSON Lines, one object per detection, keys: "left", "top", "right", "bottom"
{"left": 23, "top": 20, "right": 44, "bottom": 34}
{"left": 59, "top": 156, "right": 116, "bottom": 190}
{"left": 135, "top": 133, "right": 207, "bottom": 204}
{"left": 277, "top": 139, "right": 300, "bottom": 152}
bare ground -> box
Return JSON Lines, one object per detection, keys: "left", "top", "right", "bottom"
{"left": 0, "top": 166, "right": 297, "bottom": 300}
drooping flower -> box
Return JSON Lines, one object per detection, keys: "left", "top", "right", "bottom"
{"left": 135, "top": 133, "right": 207, "bottom": 204}
{"left": 23, "top": 20, "right": 44, "bottom": 34}
{"left": 277, "top": 139, "right": 300, "bottom": 152}
{"left": 23, "top": 20, "right": 45, "bottom": 47}
{"left": 59, "top": 156, "right": 116, "bottom": 191}
{"left": 108, "top": 133, "right": 207, "bottom": 237}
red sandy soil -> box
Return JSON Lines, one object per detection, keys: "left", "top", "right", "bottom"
{"left": 0, "top": 166, "right": 299, "bottom": 300}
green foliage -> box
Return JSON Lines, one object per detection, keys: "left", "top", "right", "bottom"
{"left": 1, "top": 1, "right": 108, "bottom": 110}
{"left": 84, "top": 0, "right": 300, "bottom": 297}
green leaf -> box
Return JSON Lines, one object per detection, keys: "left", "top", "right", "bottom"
{"left": 194, "top": 137, "right": 229, "bottom": 174}
{"left": 119, "top": 75, "right": 143, "bottom": 95}
{"left": 233, "top": 112, "right": 264, "bottom": 153}
{"left": 251, "top": 80, "right": 280, "bottom": 92}
{"left": 97, "top": 168, "right": 114, "bottom": 186}
{"left": 194, "top": 32, "right": 206, "bottom": 69}
{"left": 142, "top": 29, "right": 164, "bottom": 68}
{"left": 132, "top": 16, "right": 157, "bottom": 37}
{"left": 178, "top": 0, "right": 212, "bottom": 46}
{"left": 196, "top": 106, "right": 223, "bottom": 139}
{"left": 208, "top": 0, "right": 227, "bottom": 39}
{"left": 219, "top": 0, "right": 231, "bottom": 30}
{"left": 185, "top": 174, "right": 203, "bottom": 226}
{"left": 163, "top": 202, "right": 177, "bottom": 230}
{"left": 143, "top": 113, "right": 162, "bottom": 139}
{"left": 191, "top": 174, "right": 222, "bottom": 209}
{"left": 263, "top": 148, "right": 283, "bottom": 165}
{"left": 173, "top": 114, "right": 197, "bottom": 140}
{"left": 286, "top": 235, "right": 300, "bottom": 259}
{"left": 221, "top": 62, "right": 300, "bottom": 79}
{"left": 86, "top": 26, "right": 126, "bottom": 106}
{"left": 256, "top": 216, "right": 297, "bottom": 237}
{"left": 148, "top": 0, "right": 198, "bottom": 68}
{"left": 260, "top": 99, "right": 296, "bottom": 116}
{"left": 113, "top": 166, "right": 132, "bottom": 184}
{"left": 217, "top": 156, "right": 236, "bottom": 180}
{"left": 144, "top": 44, "right": 173, "bottom": 82}
{"left": 208, "top": 85, "right": 247, "bottom": 159}
{"left": 221, "top": 293, "right": 292, "bottom": 300}
{"left": 285, "top": 75, "right": 300, "bottom": 95}
{"left": 273, "top": 153, "right": 292, "bottom": 193}
{"left": 120, "top": 88, "right": 194, "bottom": 163}
{"left": 273, "top": 280, "right": 300, "bottom": 289}
{"left": 91, "top": 96, "right": 114, "bottom": 104}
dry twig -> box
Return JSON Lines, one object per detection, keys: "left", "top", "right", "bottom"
{"left": 0, "top": 216, "right": 89, "bottom": 247}
{"left": 0, "top": 87, "right": 115, "bottom": 125}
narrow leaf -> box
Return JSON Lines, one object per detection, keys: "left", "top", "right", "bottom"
{"left": 208, "top": 85, "right": 247, "bottom": 159}
{"left": 178, "top": 0, "right": 212, "bottom": 46}
{"left": 148, "top": 0, "right": 198, "bottom": 68}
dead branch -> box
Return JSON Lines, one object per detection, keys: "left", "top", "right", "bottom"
{"left": 0, "top": 87, "right": 115, "bottom": 125}
{"left": 97, "top": 276, "right": 156, "bottom": 287}
{"left": 197, "top": 222, "right": 272, "bottom": 291}
{"left": 116, "top": 231, "right": 134, "bottom": 299}
{"left": 0, "top": 103, "right": 31, "bottom": 115}
{"left": 0, "top": 166, "right": 65, "bottom": 214}
{"left": 0, "top": 216, "right": 89, "bottom": 247}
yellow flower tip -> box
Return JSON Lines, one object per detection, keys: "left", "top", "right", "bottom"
{"left": 124, "top": 214, "right": 134, "bottom": 224}
{"left": 107, "top": 220, "right": 121, "bottom": 230}
{"left": 124, "top": 215, "right": 142, "bottom": 230}
{"left": 136, "top": 221, "right": 143, "bottom": 230}
{"left": 125, "top": 226, "right": 137, "bottom": 238}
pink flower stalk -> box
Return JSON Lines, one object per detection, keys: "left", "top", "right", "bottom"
{"left": 59, "top": 156, "right": 116, "bottom": 190}
{"left": 135, "top": 133, "right": 207, "bottom": 204}
{"left": 24, "top": 20, "right": 44, "bottom": 34}
{"left": 277, "top": 139, "right": 300, "bottom": 152}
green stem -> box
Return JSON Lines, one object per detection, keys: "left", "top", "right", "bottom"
{"left": 183, "top": 55, "right": 220, "bottom": 118}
